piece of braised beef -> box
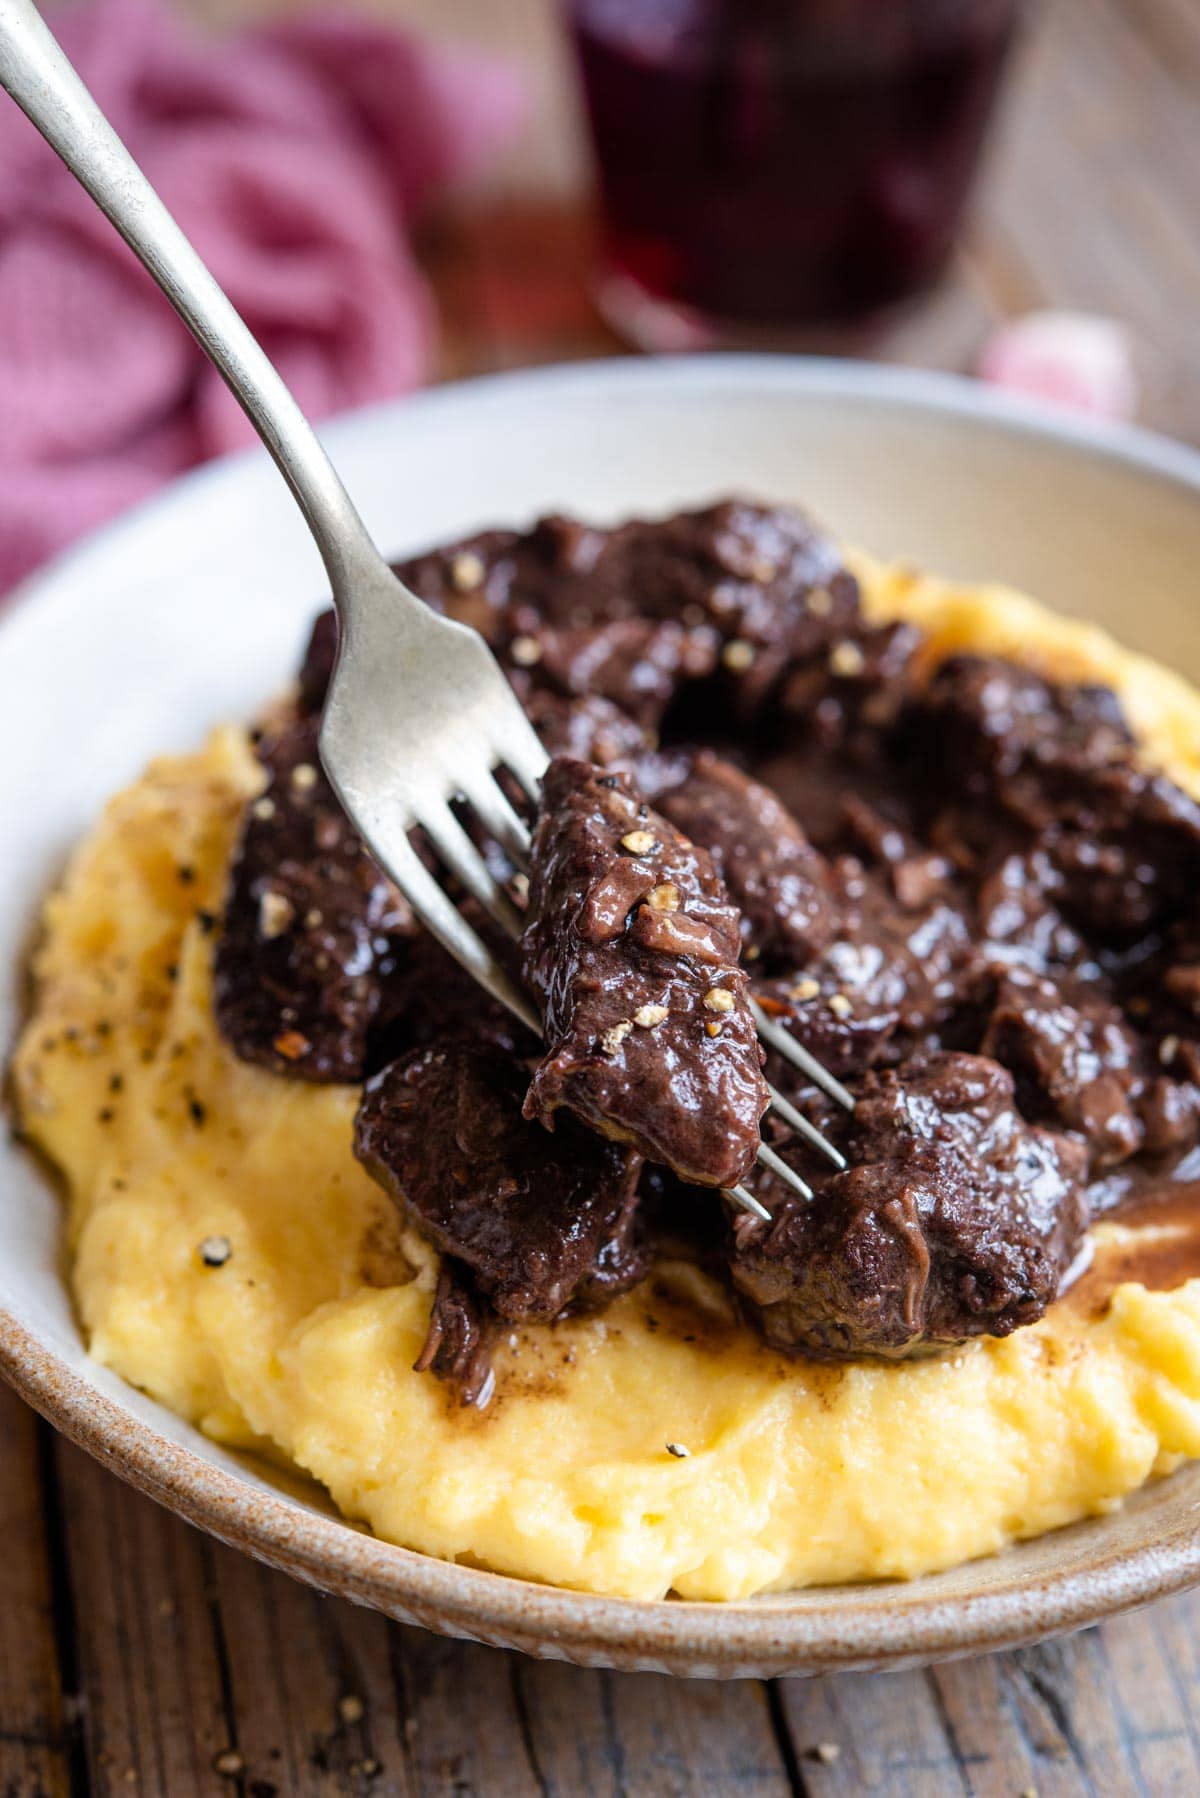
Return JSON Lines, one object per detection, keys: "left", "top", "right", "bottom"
{"left": 356, "top": 1044, "right": 646, "bottom": 1324}
{"left": 979, "top": 967, "right": 1146, "bottom": 1170}
{"left": 650, "top": 749, "right": 836, "bottom": 969}
{"left": 297, "top": 609, "right": 338, "bottom": 715}
{"left": 729, "top": 1053, "right": 1089, "bottom": 1359}
{"left": 522, "top": 757, "right": 769, "bottom": 1188}
{"left": 298, "top": 501, "right": 859, "bottom": 734}
{"left": 501, "top": 504, "right": 860, "bottom": 723}
{"left": 923, "top": 657, "right": 1200, "bottom": 940}
{"left": 753, "top": 863, "right": 979, "bottom": 1083}
{"left": 377, "top": 923, "right": 539, "bottom": 1065}
{"left": 523, "top": 689, "right": 656, "bottom": 769}
{"left": 415, "top": 1262, "right": 496, "bottom": 1408}
{"left": 780, "top": 617, "right": 924, "bottom": 755}
{"left": 213, "top": 718, "right": 416, "bottom": 1081}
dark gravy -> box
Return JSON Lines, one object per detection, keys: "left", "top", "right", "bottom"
{"left": 1068, "top": 1179, "right": 1200, "bottom": 1316}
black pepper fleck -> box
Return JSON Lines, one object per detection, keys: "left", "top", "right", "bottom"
{"left": 199, "top": 1236, "right": 232, "bottom": 1268}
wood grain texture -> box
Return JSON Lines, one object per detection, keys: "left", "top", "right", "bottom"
{"left": 30, "top": 1420, "right": 1200, "bottom": 1798}
{"left": 0, "top": 1387, "right": 72, "bottom": 1798}
{"left": 5, "top": 0, "right": 1200, "bottom": 1793}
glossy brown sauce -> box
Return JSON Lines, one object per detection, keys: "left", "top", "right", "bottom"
{"left": 1066, "top": 1178, "right": 1200, "bottom": 1317}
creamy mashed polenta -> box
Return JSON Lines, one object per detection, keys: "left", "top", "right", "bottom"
{"left": 14, "top": 563, "right": 1200, "bottom": 1603}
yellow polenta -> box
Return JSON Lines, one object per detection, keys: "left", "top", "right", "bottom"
{"left": 14, "top": 563, "right": 1200, "bottom": 1603}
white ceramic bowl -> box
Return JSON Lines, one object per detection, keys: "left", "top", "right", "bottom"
{"left": 5, "top": 356, "right": 1200, "bottom": 1678}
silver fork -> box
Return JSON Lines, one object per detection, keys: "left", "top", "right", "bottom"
{"left": 0, "top": 0, "right": 851, "bottom": 1220}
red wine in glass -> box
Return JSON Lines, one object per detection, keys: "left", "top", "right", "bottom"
{"left": 566, "top": 0, "right": 1020, "bottom": 342}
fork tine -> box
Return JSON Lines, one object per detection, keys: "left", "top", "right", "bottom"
{"left": 766, "top": 1082, "right": 847, "bottom": 1170}
{"left": 380, "top": 832, "right": 542, "bottom": 1034}
{"left": 419, "top": 802, "right": 523, "bottom": 940}
{"left": 755, "top": 1140, "right": 814, "bottom": 1200}
{"left": 726, "top": 1183, "right": 773, "bottom": 1223}
{"left": 750, "top": 999, "right": 856, "bottom": 1111}
{"left": 493, "top": 714, "right": 549, "bottom": 809}
{"left": 460, "top": 767, "right": 532, "bottom": 868}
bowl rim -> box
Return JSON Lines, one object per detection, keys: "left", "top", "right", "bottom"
{"left": 7, "top": 1306, "right": 1200, "bottom": 1674}
{"left": 7, "top": 353, "right": 1200, "bottom": 619}
{"left": 6, "top": 352, "right": 1200, "bottom": 1677}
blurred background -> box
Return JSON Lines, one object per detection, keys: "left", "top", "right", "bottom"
{"left": 3, "top": 0, "right": 1199, "bottom": 595}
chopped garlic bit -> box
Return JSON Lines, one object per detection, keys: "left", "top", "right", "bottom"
{"left": 600, "top": 1020, "right": 633, "bottom": 1055}
{"left": 789, "top": 977, "right": 821, "bottom": 1001}
{"left": 198, "top": 1235, "right": 232, "bottom": 1268}
{"left": 450, "top": 550, "right": 486, "bottom": 592}
{"left": 807, "top": 586, "right": 833, "bottom": 617}
{"left": 647, "top": 882, "right": 680, "bottom": 912}
{"left": 634, "top": 1004, "right": 669, "bottom": 1028}
{"left": 721, "top": 638, "right": 755, "bottom": 673}
{"left": 258, "top": 890, "right": 294, "bottom": 940}
{"left": 290, "top": 762, "right": 318, "bottom": 790}
{"left": 665, "top": 1442, "right": 690, "bottom": 1459}
{"left": 702, "top": 987, "right": 735, "bottom": 1013}
{"left": 828, "top": 993, "right": 853, "bottom": 1018}
{"left": 621, "top": 829, "right": 658, "bottom": 855}
{"left": 829, "top": 640, "right": 865, "bottom": 678}
{"left": 510, "top": 634, "right": 542, "bottom": 667}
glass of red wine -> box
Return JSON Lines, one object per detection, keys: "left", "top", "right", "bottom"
{"left": 565, "top": 0, "right": 1021, "bottom": 346}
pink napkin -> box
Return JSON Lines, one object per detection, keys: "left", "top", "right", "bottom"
{"left": 0, "top": 0, "right": 524, "bottom": 593}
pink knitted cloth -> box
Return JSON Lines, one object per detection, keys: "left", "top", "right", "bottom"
{"left": 0, "top": 0, "right": 523, "bottom": 591}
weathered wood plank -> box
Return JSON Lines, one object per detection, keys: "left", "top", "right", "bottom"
{"left": 979, "top": 0, "right": 1200, "bottom": 440}
{"left": 209, "top": 1552, "right": 415, "bottom": 1798}
{"left": 576, "top": 1667, "right": 791, "bottom": 1798}
{"left": 0, "top": 1396, "right": 71, "bottom": 1798}
{"left": 984, "top": 1632, "right": 1138, "bottom": 1795}
{"left": 1098, "top": 1603, "right": 1200, "bottom": 1793}
{"left": 387, "top": 1633, "right": 545, "bottom": 1796}
{"left": 1117, "top": 0, "right": 1200, "bottom": 91}
{"left": 52, "top": 1435, "right": 237, "bottom": 1796}
{"left": 926, "top": 1650, "right": 1084, "bottom": 1798}
{"left": 420, "top": 198, "right": 620, "bottom": 383}
{"left": 775, "top": 1667, "right": 968, "bottom": 1796}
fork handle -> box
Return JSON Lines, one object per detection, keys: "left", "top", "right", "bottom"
{"left": 0, "top": 0, "right": 392, "bottom": 604}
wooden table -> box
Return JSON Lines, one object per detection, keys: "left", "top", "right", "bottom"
{"left": 6, "top": 2, "right": 1200, "bottom": 1793}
